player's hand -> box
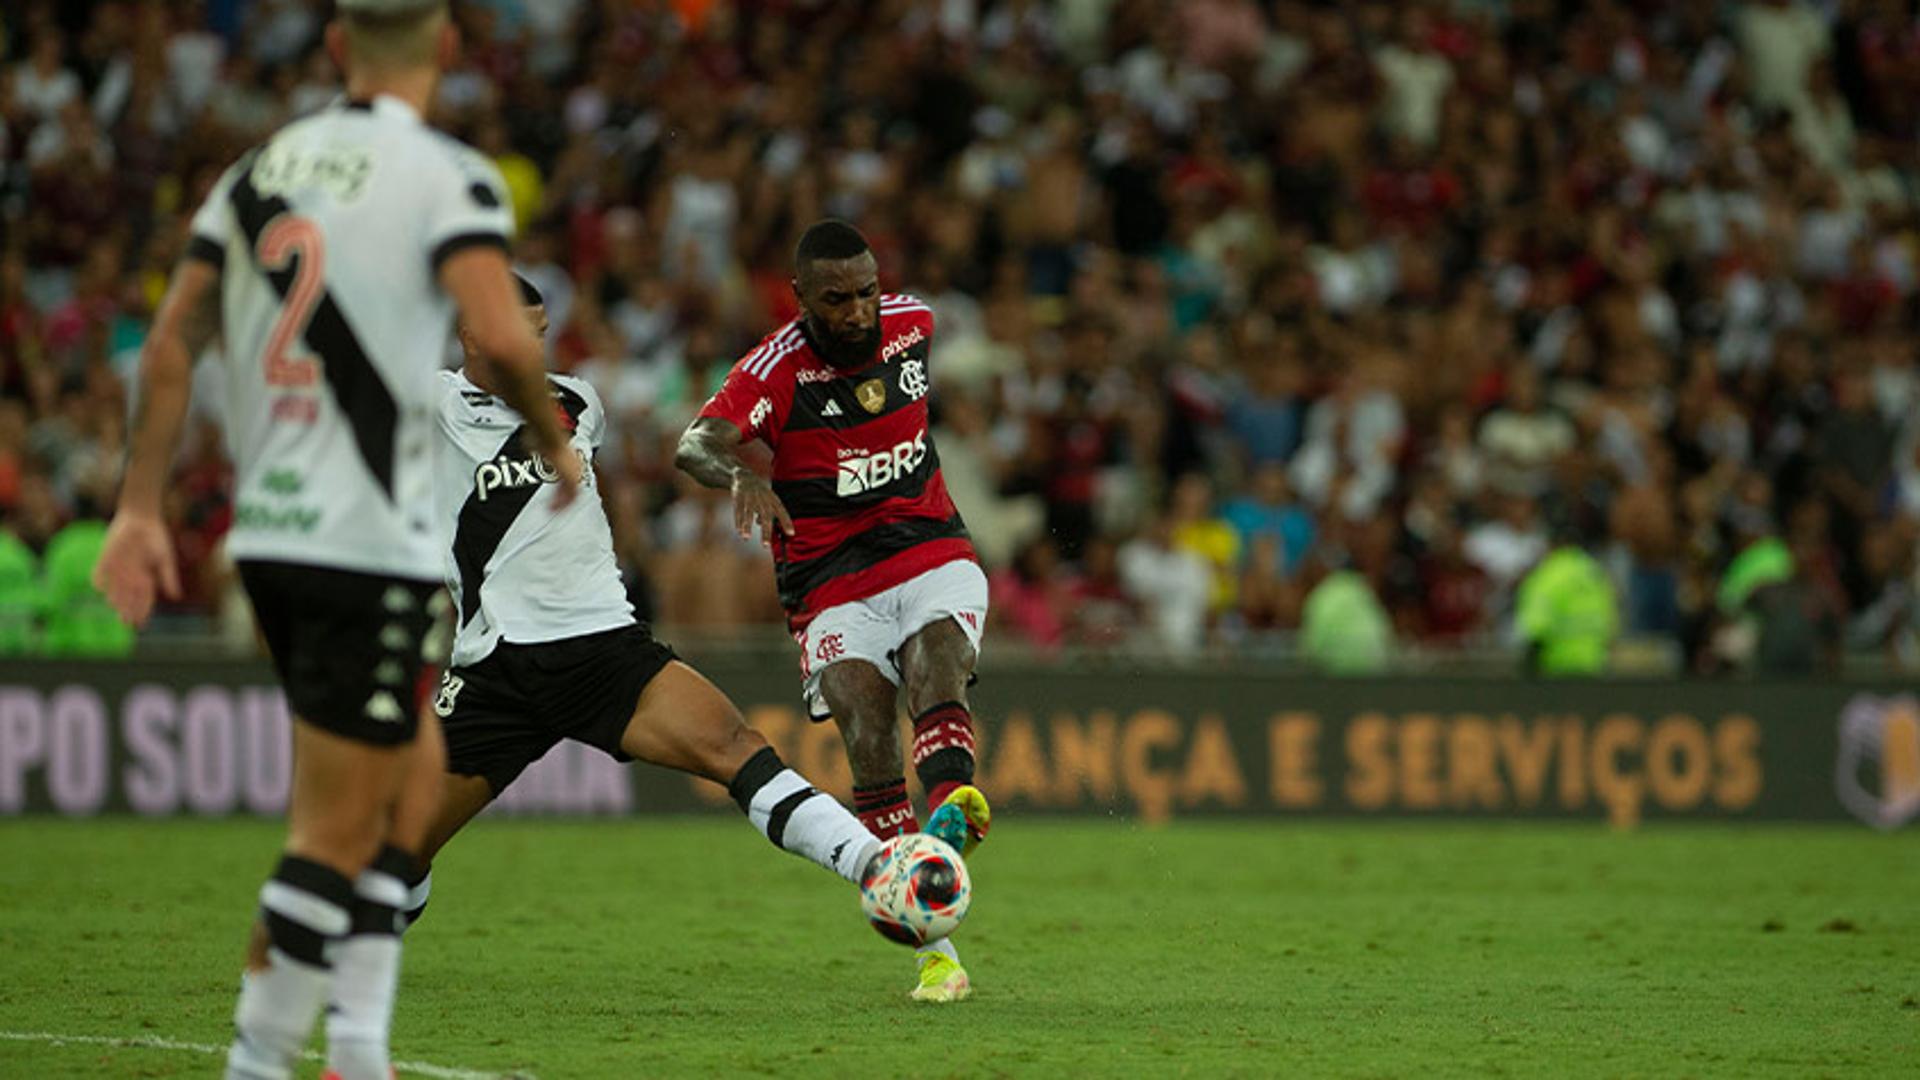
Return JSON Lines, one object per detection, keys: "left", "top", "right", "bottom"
{"left": 540, "top": 440, "right": 584, "bottom": 510}
{"left": 91, "top": 510, "right": 180, "bottom": 629}
{"left": 731, "top": 472, "right": 794, "bottom": 548}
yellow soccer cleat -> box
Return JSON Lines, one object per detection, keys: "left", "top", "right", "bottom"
{"left": 925, "top": 785, "right": 990, "bottom": 857}
{"left": 910, "top": 949, "right": 972, "bottom": 1003}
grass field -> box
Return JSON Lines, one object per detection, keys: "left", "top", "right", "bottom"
{"left": 1, "top": 818, "right": 1916, "bottom": 1078}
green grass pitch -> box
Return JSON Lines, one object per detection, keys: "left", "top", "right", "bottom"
{"left": 1, "top": 818, "right": 1915, "bottom": 1078}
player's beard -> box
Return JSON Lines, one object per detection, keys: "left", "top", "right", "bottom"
{"left": 815, "top": 322, "right": 883, "bottom": 371}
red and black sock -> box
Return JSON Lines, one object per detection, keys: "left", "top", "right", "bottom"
{"left": 912, "top": 700, "right": 977, "bottom": 813}
{"left": 853, "top": 779, "right": 918, "bottom": 839}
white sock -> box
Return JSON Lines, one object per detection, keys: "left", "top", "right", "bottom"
{"left": 919, "top": 936, "right": 961, "bottom": 963}
{"left": 226, "top": 859, "right": 353, "bottom": 1080}
{"left": 733, "top": 752, "right": 882, "bottom": 884}
{"left": 325, "top": 851, "right": 411, "bottom": 1080}
{"left": 226, "top": 959, "right": 332, "bottom": 1079}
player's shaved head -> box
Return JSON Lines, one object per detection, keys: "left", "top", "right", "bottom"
{"left": 794, "top": 219, "right": 871, "bottom": 277}
{"left": 793, "top": 221, "right": 882, "bottom": 370}
{"left": 336, "top": 3, "right": 449, "bottom": 76}
{"left": 794, "top": 218, "right": 876, "bottom": 298}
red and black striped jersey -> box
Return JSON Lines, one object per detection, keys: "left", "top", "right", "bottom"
{"left": 698, "top": 294, "right": 975, "bottom": 629}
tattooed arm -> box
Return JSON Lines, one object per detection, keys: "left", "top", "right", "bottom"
{"left": 675, "top": 417, "right": 793, "bottom": 546}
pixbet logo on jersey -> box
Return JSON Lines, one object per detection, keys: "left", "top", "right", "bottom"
{"left": 474, "top": 447, "right": 591, "bottom": 501}
{"left": 880, "top": 325, "right": 925, "bottom": 364}
{"left": 836, "top": 433, "right": 928, "bottom": 496}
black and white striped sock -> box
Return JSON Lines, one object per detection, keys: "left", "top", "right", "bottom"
{"left": 399, "top": 862, "right": 431, "bottom": 930}
{"left": 325, "top": 846, "right": 414, "bottom": 1080}
{"left": 225, "top": 855, "right": 352, "bottom": 1080}
{"left": 728, "top": 747, "right": 881, "bottom": 884}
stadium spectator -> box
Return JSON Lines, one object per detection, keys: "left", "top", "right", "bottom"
{"left": 1299, "top": 565, "right": 1394, "bottom": 675}
{"left": 42, "top": 516, "right": 132, "bottom": 655}
{"left": 3, "top": 0, "right": 1920, "bottom": 676}
{"left": 989, "top": 536, "right": 1072, "bottom": 656}
{"left": 1515, "top": 542, "right": 1619, "bottom": 676}
{"left": 1118, "top": 514, "right": 1211, "bottom": 658}
{"left": 0, "top": 524, "right": 36, "bottom": 653}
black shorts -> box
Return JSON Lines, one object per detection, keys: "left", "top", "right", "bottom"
{"left": 239, "top": 560, "right": 440, "bottom": 747}
{"left": 433, "top": 623, "right": 677, "bottom": 795}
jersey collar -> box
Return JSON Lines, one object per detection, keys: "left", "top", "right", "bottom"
{"left": 336, "top": 93, "right": 423, "bottom": 124}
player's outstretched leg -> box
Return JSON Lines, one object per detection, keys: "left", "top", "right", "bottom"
{"left": 227, "top": 722, "right": 406, "bottom": 1080}
{"left": 821, "top": 659, "right": 970, "bottom": 1002}
{"left": 625, "top": 661, "right": 882, "bottom": 882}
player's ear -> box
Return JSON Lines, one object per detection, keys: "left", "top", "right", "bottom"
{"left": 324, "top": 21, "right": 347, "bottom": 72}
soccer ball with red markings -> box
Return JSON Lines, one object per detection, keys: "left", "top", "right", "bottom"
{"left": 858, "top": 833, "right": 971, "bottom": 947}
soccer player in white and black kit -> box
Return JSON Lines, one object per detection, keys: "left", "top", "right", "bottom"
{"left": 92, "top": 4, "right": 577, "bottom": 1079}
{"left": 402, "top": 275, "right": 888, "bottom": 937}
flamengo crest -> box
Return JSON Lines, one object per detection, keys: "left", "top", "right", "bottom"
{"left": 898, "top": 358, "right": 928, "bottom": 401}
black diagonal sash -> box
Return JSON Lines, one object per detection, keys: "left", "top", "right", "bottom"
{"left": 450, "top": 381, "right": 591, "bottom": 625}
{"left": 229, "top": 157, "right": 401, "bottom": 498}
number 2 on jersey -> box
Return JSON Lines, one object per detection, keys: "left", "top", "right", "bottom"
{"left": 256, "top": 214, "right": 324, "bottom": 387}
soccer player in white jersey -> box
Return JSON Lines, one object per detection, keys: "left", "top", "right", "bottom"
{"left": 400, "top": 274, "right": 888, "bottom": 938}
{"left": 92, "top": 4, "right": 578, "bottom": 1079}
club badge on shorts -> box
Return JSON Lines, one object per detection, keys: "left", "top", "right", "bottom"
{"left": 857, "top": 379, "right": 887, "bottom": 414}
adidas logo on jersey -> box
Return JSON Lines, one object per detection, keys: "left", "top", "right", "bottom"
{"left": 822, "top": 399, "right": 844, "bottom": 417}
{"left": 474, "top": 447, "right": 591, "bottom": 501}
{"left": 836, "top": 433, "right": 928, "bottom": 496}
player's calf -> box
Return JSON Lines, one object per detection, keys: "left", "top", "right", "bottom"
{"left": 728, "top": 745, "right": 881, "bottom": 884}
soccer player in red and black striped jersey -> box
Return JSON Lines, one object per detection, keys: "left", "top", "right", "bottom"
{"left": 677, "top": 220, "right": 989, "bottom": 1002}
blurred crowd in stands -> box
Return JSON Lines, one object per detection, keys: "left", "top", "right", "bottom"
{"left": 5, "top": 0, "right": 1920, "bottom": 674}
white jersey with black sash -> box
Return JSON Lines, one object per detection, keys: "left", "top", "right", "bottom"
{"left": 184, "top": 93, "right": 513, "bottom": 581}
{"left": 435, "top": 369, "right": 633, "bottom": 667}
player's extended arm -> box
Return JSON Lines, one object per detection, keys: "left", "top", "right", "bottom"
{"left": 440, "top": 245, "right": 582, "bottom": 505}
{"left": 674, "top": 417, "right": 794, "bottom": 546}
{"left": 93, "top": 258, "right": 222, "bottom": 626}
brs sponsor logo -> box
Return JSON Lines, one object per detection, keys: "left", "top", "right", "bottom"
{"left": 880, "top": 325, "right": 925, "bottom": 364}
{"left": 474, "top": 447, "right": 591, "bottom": 501}
{"left": 796, "top": 367, "right": 838, "bottom": 384}
{"left": 836, "top": 432, "right": 928, "bottom": 496}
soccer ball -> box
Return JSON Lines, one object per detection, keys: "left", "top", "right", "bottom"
{"left": 859, "top": 833, "right": 971, "bottom": 947}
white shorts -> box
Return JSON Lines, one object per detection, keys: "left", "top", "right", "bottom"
{"left": 794, "top": 560, "right": 988, "bottom": 720}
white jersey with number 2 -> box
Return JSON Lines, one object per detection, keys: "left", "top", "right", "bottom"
{"left": 186, "top": 94, "right": 514, "bottom": 581}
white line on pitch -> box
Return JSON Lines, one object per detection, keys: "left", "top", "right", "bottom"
{"left": 0, "top": 1029, "right": 537, "bottom": 1080}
